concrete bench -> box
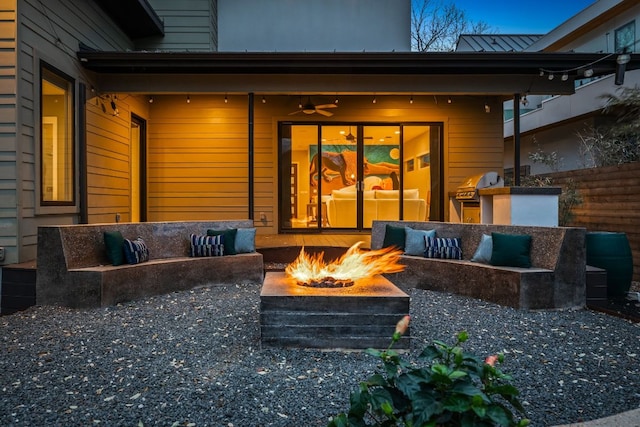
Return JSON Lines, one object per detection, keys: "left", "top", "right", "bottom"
{"left": 36, "top": 221, "right": 263, "bottom": 308}
{"left": 371, "top": 220, "right": 586, "bottom": 310}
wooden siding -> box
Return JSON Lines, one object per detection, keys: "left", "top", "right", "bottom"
{"left": 0, "top": 1, "right": 18, "bottom": 264}
{"left": 550, "top": 163, "right": 640, "bottom": 281}
{"left": 143, "top": 94, "right": 503, "bottom": 233}
{"left": 10, "top": 0, "right": 134, "bottom": 263}
{"left": 140, "top": 0, "right": 217, "bottom": 51}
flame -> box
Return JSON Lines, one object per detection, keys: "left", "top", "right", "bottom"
{"left": 285, "top": 242, "right": 405, "bottom": 285}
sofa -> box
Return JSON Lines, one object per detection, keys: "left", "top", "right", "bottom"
{"left": 325, "top": 187, "right": 428, "bottom": 227}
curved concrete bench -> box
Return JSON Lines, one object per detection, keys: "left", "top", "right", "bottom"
{"left": 371, "top": 220, "right": 586, "bottom": 310}
{"left": 36, "top": 221, "right": 263, "bottom": 308}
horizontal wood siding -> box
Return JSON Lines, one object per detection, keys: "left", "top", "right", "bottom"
{"left": 12, "top": 0, "right": 134, "bottom": 263}
{"left": 550, "top": 163, "right": 640, "bottom": 281}
{"left": 140, "top": 0, "right": 216, "bottom": 51}
{"left": 147, "top": 95, "right": 250, "bottom": 221}
{"left": 0, "top": 2, "right": 18, "bottom": 264}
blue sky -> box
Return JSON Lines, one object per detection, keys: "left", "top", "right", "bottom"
{"left": 454, "top": 0, "right": 597, "bottom": 33}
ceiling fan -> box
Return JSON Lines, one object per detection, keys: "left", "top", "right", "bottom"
{"left": 289, "top": 96, "right": 337, "bottom": 117}
{"left": 343, "top": 126, "right": 373, "bottom": 143}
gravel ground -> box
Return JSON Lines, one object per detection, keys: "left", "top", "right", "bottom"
{"left": 1, "top": 283, "right": 639, "bottom": 427}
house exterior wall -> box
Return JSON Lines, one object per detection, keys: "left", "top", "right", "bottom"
{"left": 217, "top": 0, "right": 410, "bottom": 52}
{"left": 505, "top": 2, "right": 640, "bottom": 174}
{"left": 0, "top": 0, "right": 18, "bottom": 265}
{"left": 143, "top": 94, "right": 502, "bottom": 233}
{"left": 137, "top": 0, "right": 217, "bottom": 51}
{"left": 6, "top": 0, "right": 134, "bottom": 264}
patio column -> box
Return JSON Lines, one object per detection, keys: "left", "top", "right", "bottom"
{"left": 513, "top": 93, "right": 521, "bottom": 186}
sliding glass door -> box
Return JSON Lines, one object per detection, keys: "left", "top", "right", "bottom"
{"left": 279, "top": 122, "right": 441, "bottom": 231}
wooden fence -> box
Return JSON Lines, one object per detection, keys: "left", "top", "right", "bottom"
{"left": 548, "top": 162, "right": 640, "bottom": 281}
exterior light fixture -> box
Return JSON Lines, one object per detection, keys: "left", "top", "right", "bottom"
{"left": 615, "top": 53, "right": 631, "bottom": 85}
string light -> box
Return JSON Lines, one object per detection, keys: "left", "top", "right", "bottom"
{"left": 262, "top": 96, "right": 266, "bottom": 104}
{"left": 447, "top": 96, "right": 452, "bottom": 104}
{"left": 409, "top": 95, "right": 414, "bottom": 104}
{"left": 224, "top": 94, "right": 228, "bottom": 103}
{"left": 148, "top": 96, "right": 154, "bottom": 103}
{"left": 186, "top": 95, "right": 191, "bottom": 104}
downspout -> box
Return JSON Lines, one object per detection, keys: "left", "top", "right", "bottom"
{"left": 513, "top": 94, "right": 521, "bottom": 186}
{"left": 248, "top": 93, "right": 254, "bottom": 220}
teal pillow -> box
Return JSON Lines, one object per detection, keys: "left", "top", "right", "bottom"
{"left": 235, "top": 228, "right": 256, "bottom": 253}
{"left": 382, "top": 224, "right": 406, "bottom": 250}
{"left": 471, "top": 234, "right": 493, "bottom": 264}
{"left": 104, "top": 231, "right": 125, "bottom": 266}
{"left": 207, "top": 228, "right": 238, "bottom": 255}
{"left": 490, "top": 232, "right": 532, "bottom": 268}
{"left": 404, "top": 227, "right": 436, "bottom": 256}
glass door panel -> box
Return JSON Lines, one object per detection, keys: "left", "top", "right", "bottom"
{"left": 402, "top": 125, "right": 435, "bottom": 222}
{"left": 362, "top": 125, "right": 401, "bottom": 225}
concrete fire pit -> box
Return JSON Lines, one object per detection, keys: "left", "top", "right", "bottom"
{"left": 260, "top": 271, "right": 410, "bottom": 349}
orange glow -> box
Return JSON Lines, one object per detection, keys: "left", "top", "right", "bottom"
{"left": 285, "top": 242, "right": 405, "bottom": 286}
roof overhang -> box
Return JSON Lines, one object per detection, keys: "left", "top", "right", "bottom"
{"left": 77, "top": 50, "right": 640, "bottom": 96}
{"left": 94, "top": 0, "right": 164, "bottom": 39}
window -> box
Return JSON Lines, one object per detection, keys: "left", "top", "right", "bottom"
{"left": 615, "top": 21, "right": 635, "bottom": 53}
{"left": 41, "top": 64, "right": 74, "bottom": 205}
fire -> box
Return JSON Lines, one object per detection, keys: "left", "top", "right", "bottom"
{"left": 285, "top": 242, "right": 405, "bottom": 287}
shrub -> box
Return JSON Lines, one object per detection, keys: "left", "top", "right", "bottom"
{"left": 329, "top": 318, "right": 530, "bottom": 427}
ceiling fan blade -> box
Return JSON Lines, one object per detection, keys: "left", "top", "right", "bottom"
{"left": 316, "top": 109, "right": 333, "bottom": 117}
{"left": 315, "top": 104, "right": 337, "bottom": 109}
{"left": 288, "top": 110, "right": 303, "bottom": 115}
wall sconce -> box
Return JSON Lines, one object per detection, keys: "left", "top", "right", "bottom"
{"left": 615, "top": 53, "right": 631, "bottom": 85}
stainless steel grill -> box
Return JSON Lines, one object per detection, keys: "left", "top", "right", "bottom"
{"left": 455, "top": 171, "right": 504, "bottom": 202}
{"left": 454, "top": 171, "right": 504, "bottom": 223}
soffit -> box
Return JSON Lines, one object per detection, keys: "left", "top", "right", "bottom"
{"left": 94, "top": 0, "right": 164, "bottom": 39}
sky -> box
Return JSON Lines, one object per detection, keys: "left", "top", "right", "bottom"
{"left": 453, "top": 0, "right": 597, "bottom": 34}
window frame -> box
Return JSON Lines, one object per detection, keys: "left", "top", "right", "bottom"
{"left": 39, "top": 62, "right": 76, "bottom": 207}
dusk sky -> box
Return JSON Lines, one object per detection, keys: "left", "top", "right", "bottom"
{"left": 454, "top": 0, "right": 597, "bottom": 33}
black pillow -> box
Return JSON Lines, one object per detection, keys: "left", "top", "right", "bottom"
{"left": 207, "top": 228, "right": 238, "bottom": 255}
{"left": 104, "top": 231, "right": 125, "bottom": 266}
{"left": 490, "top": 232, "right": 532, "bottom": 268}
{"left": 382, "top": 224, "right": 406, "bottom": 250}
{"left": 123, "top": 237, "right": 150, "bottom": 265}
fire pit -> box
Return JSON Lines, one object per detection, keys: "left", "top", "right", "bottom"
{"left": 260, "top": 243, "right": 410, "bottom": 349}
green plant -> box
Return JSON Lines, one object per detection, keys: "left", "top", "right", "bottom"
{"left": 329, "top": 317, "right": 529, "bottom": 427}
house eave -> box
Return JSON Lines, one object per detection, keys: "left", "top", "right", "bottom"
{"left": 94, "top": 0, "right": 164, "bottom": 39}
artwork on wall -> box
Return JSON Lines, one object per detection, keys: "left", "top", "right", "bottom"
{"left": 405, "top": 158, "right": 415, "bottom": 172}
{"left": 309, "top": 144, "right": 400, "bottom": 193}
{"left": 419, "top": 153, "right": 430, "bottom": 168}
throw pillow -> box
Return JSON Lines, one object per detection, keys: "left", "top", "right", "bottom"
{"left": 104, "top": 230, "right": 125, "bottom": 266}
{"left": 490, "top": 232, "right": 532, "bottom": 268}
{"left": 235, "top": 227, "right": 256, "bottom": 253}
{"left": 404, "top": 227, "right": 436, "bottom": 256}
{"left": 190, "top": 234, "right": 224, "bottom": 257}
{"left": 424, "top": 237, "right": 463, "bottom": 260}
{"left": 123, "top": 237, "right": 150, "bottom": 264}
{"left": 207, "top": 228, "right": 238, "bottom": 255}
{"left": 382, "top": 224, "right": 406, "bottom": 250}
{"left": 470, "top": 234, "right": 493, "bottom": 264}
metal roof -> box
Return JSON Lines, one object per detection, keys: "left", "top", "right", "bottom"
{"left": 456, "top": 35, "right": 544, "bottom": 52}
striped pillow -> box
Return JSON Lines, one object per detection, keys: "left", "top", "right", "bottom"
{"left": 123, "top": 237, "right": 150, "bottom": 264}
{"left": 424, "top": 237, "right": 462, "bottom": 260}
{"left": 190, "top": 234, "right": 224, "bottom": 257}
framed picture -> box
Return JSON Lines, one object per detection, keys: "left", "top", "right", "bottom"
{"left": 405, "top": 158, "right": 415, "bottom": 172}
{"left": 419, "top": 153, "right": 430, "bottom": 168}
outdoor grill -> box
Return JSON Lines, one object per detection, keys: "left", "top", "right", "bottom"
{"left": 454, "top": 171, "right": 504, "bottom": 223}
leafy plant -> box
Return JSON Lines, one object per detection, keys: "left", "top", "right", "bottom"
{"left": 329, "top": 317, "right": 530, "bottom": 427}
